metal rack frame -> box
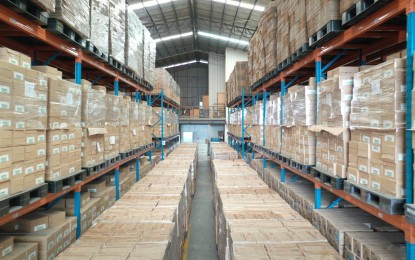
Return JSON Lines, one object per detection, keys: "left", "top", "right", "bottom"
{"left": 227, "top": 1, "right": 415, "bottom": 258}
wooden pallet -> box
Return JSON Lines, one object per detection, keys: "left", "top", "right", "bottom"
{"left": 311, "top": 167, "right": 346, "bottom": 190}
{"left": 309, "top": 20, "right": 343, "bottom": 47}
{"left": 46, "top": 169, "right": 87, "bottom": 193}
{"left": 344, "top": 181, "right": 405, "bottom": 215}
{"left": 0, "top": 183, "right": 48, "bottom": 216}
{"left": 47, "top": 18, "right": 87, "bottom": 48}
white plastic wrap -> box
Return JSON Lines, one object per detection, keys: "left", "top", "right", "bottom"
{"left": 143, "top": 27, "right": 156, "bottom": 86}
{"left": 126, "top": 9, "right": 143, "bottom": 74}
{"left": 90, "top": 0, "right": 110, "bottom": 54}
{"left": 81, "top": 85, "right": 106, "bottom": 127}
{"left": 32, "top": 0, "right": 55, "bottom": 12}
{"left": 109, "top": 0, "right": 126, "bottom": 63}
{"left": 51, "top": 0, "right": 90, "bottom": 38}
{"left": 283, "top": 84, "right": 316, "bottom": 126}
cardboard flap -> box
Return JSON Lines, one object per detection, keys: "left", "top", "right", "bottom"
{"left": 310, "top": 125, "right": 346, "bottom": 136}
{"left": 87, "top": 127, "right": 107, "bottom": 136}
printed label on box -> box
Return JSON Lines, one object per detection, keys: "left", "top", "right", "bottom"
{"left": 385, "top": 169, "right": 394, "bottom": 177}
{"left": 38, "top": 149, "right": 45, "bottom": 156}
{"left": 53, "top": 148, "right": 60, "bottom": 154}
{"left": 56, "top": 233, "right": 63, "bottom": 242}
{"left": 22, "top": 62, "right": 30, "bottom": 69}
{"left": 96, "top": 143, "right": 102, "bottom": 152}
{"left": 53, "top": 135, "right": 60, "bottom": 142}
{"left": 53, "top": 172, "right": 60, "bottom": 179}
{"left": 362, "top": 135, "right": 370, "bottom": 143}
{"left": 15, "top": 121, "right": 25, "bottom": 128}
{"left": 38, "top": 134, "right": 45, "bottom": 142}
{"left": 0, "top": 101, "right": 10, "bottom": 110}
{"left": 0, "top": 120, "right": 11, "bottom": 127}
{"left": 88, "top": 188, "right": 97, "bottom": 193}
{"left": 69, "top": 167, "right": 75, "bottom": 173}
{"left": 2, "top": 245, "right": 12, "bottom": 256}
{"left": 62, "top": 146, "right": 68, "bottom": 152}
{"left": 372, "top": 137, "right": 381, "bottom": 145}
{"left": 398, "top": 153, "right": 405, "bottom": 161}
{"left": 372, "top": 145, "right": 380, "bottom": 153}
{"left": 110, "top": 136, "right": 116, "bottom": 145}
{"left": 14, "top": 72, "right": 24, "bottom": 81}
{"left": 359, "top": 165, "right": 367, "bottom": 172}
{"left": 384, "top": 70, "right": 393, "bottom": 78}
{"left": 133, "top": 129, "right": 137, "bottom": 136}
{"left": 0, "top": 154, "right": 9, "bottom": 164}
{"left": 24, "top": 81, "right": 36, "bottom": 97}
{"left": 34, "top": 224, "right": 47, "bottom": 232}
{"left": 15, "top": 105, "right": 25, "bottom": 113}
{"left": 28, "top": 251, "right": 37, "bottom": 260}
{"left": 8, "top": 58, "right": 18, "bottom": 65}
{"left": 0, "top": 188, "right": 8, "bottom": 197}
{"left": 383, "top": 121, "right": 393, "bottom": 129}
{"left": 35, "top": 176, "right": 44, "bottom": 185}
{"left": 371, "top": 181, "right": 381, "bottom": 190}
{"left": 25, "top": 166, "right": 34, "bottom": 174}
{"left": 359, "top": 178, "right": 369, "bottom": 185}
{"left": 0, "top": 85, "right": 10, "bottom": 94}
{"left": 39, "top": 94, "right": 47, "bottom": 101}
{"left": 371, "top": 167, "right": 380, "bottom": 175}
{"left": 47, "top": 241, "right": 54, "bottom": 251}
{"left": 27, "top": 136, "right": 35, "bottom": 144}
{"left": 0, "top": 171, "right": 9, "bottom": 180}
{"left": 13, "top": 167, "right": 22, "bottom": 176}
{"left": 37, "top": 163, "right": 44, "bottom": 171}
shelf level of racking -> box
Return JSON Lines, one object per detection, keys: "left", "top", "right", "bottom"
{"left": 227, "top": 1, "right": 415, "bottom": 258}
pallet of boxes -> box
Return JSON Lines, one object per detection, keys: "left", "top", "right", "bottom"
{"left": 80, "top": 82, "right": 106, "bottom": 174}
{"left": 345, "top": 58, "right": 406, "bottom": 214}
{"left": 267, "top": 94, "right": 282, "bottom": 153}
{"left": 310, "top": 67, "right": 358, "bottom": 186}
{"left": 0, "top": 48, "right": 50, "bottom": 209}
{"left": 281, "top": 79, "right": 316, "bottom": 167}
{"left": 104, "top": 91, "right": 121, "bottom": 164}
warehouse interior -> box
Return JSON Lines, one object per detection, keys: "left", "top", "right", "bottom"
{"left": 0, "top": 0, "right": 413, "bottom": 259}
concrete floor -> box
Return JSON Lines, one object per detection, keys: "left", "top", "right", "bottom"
{"left": 186, "top": 144, "right": 219, "bottom": 260}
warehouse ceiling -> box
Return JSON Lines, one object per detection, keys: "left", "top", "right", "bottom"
{"left": 128, "top": 0, "right": 270, "bottom": 68}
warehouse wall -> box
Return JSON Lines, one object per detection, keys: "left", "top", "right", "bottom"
{"left": 208, "top": 52, "right": 226, "bottom": 107}
{"left": 180, "top": 124, "right": 225, "bottom": 143}
{"left": 169, "top": 64, "right": 208, "bottom": 107}
{"left": 225, "top": 48, "right": 248, "bottom": 82}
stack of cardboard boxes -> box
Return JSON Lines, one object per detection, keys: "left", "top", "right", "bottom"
{"left": 281, "top": 82, "right": 316, "bottom": 165}
{"left": 312, "top": 67, "right": 358, "bottom": 178}
{"left": 104, "top": 93, "right": 121, "bottom": 160}
{"left": 265, "top": 94, "right": 281, "bottom": 153}
{"left": 0, "top": 210, "right": 77, "bottom": 259}
{"left": 0, "top": 48, "right": 47, "bottom": 197}
{"left": 151, "top": 108, "right": 178, "bottom": 138}
{"left": 305, "top": 0, "right": 340, "bottom": 40}
{"left": 80, "top": 83, "right": 106, "bottom": 168}
{"left": 226, "top": 61, "right": 250, "bottom": 105}
{"left": 0, "top": 236, "right": 37, "bottom": 260}
{"left": 347, "top": 59, "right": 406, "bottom": 198}
{"left": 154, "top": 68, "right": 181, "bottom": 105}
{"left": 340, "top": 0, "right": 360, "bottom": 13}
{"left": 39, "top": 68, "right": 83, "bottom": 182}
{"left": 119, "top": 96, "right": 131, "bottom": 153}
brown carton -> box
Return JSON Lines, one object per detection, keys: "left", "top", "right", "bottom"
{"left": 2, "top": 213, "right": 48, "bottom": 233}
{"left": 0, "top": 236, "right": 13, "bottom": 258}
{"left": 35, "top": 210, "right": 66, "bottom": 228}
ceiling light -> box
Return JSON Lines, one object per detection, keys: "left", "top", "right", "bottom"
{"left": 213, "top": 0, "right": 265, "bottom": 12}
{"left": 164, "top": 60, "right": 209, "bottom": 69}
{"left": 198, "top": 31, "right": 249, "bottom": 46}
{"left": 155, "top": 31, "right": 193, "bottom": 43}
{"left": 128, "top": 0, "right": 177, "bottom": 10}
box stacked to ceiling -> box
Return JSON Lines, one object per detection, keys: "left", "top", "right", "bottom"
{"left": 126, "top": 9, "right": 144, "bottom": 78}
{"left": 143, "top": 27, "right": 156, "bottom": 86}
{"left": 119, "top": 96, "right": 131, "bottom": 153}
{"left": 281, "top": 80, "right": 316, "bottom": 165}
{"left": 266, "top": 94, "right": 281, "bottom": 153}
{"left": 103, "top": 92, "right": 121, "bottom": 161}
{"left": 347, "top": 58, "right": 406, "bottom": 198}
{"left": 226, "top": 61, "right": 249, "bottom": 105}
{"left": 90, "top": 0, "right": 110, "bottom": 55}
{"left": 312, "top": 67, "right": 358, "bottom": 178}
{"left": 109, "top": 0, "right": 126, "bottom": 64}
{"left": 154, "top": 68, "right": 181, "bottom": 105}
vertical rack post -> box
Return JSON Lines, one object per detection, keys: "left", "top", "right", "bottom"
{"left": 114, "top": 77, "right": 120, "bottom": 201}
{"left": 161, "top": 90, "right": 165, "bottom": 160}
{"left": 75, "top": 57, "right": 82, "bottom": 84}
{"left": 241, "top": 89, "right": 245, "bottom": 158}
{"left": 74, "top": 187, "right": 81, "bottom": 239}
{"left": 280, "top": 80, "right": 286, "bottom": 183}
{"left": 314, "top": 183, "right": 321, "bottom": 209}
{"left": 262, "top": 89, "right": 267, "bottom": 178}
{"left": 407, "top": 4, "right": 415, "bottom": 259}
{"left": 136, "top": 157, "right": 140, "bottom": 182}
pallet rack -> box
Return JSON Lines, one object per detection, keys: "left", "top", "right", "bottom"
{"left": 0, "top": 2, "right": 181, "bottom": 240}
{"left": 227, "top": 1, "right": 415, "bottom": 258}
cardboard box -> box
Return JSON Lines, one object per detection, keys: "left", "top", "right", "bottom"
{"left": 202, "top": 95, "right": 209, "bottom": 108}
{"left": 2, "top": 213, "right": 48, "bottom": 233}
{"left": 217, "top": 92, "right": 226, "bottom": 105}
{"left": 83, "top": 179, "right": 106, "bottom": 194}
{"left": 0, "top": 236, "right": 13, "bottom": 258}
{"left": 65, "top": 192, "right": 90, "bottom": 208}
{"left": 36, "top": 210, "right": 66, "bottom": 228}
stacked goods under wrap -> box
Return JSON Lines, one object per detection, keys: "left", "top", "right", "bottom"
{"left": 80, "top": 83, "right": 106, "bottom": 168}
{"left": 288, "top": 0, "right": 307, "bottom": 54}
{"left": 281, "top": 80, "right": 316, "bottom": 165}
{"left": 306, "top": 0, "right": 340, "bottom": 39}
{"left": 143, "top": 27, "right": 156, "bottom": 87}
{"left": 340, "top": 0, "right": 361, "bottom": 13}
{"left": 211, "top": 156, "right": 341, "bottom": 260}
{"left": 266, "top": 94, "right": 281, "bottom": 153}
{"left": 109, "top": 0, "right": 126, "bottom": 63}
{"left": 51, "top": 0, "right": 90, "bottom": 38}
{"left": 247, "top": 2, "right": 277, "bottom": 86}
{"left": 226, "top": 61, "right": 249, "bottom": 105}
{"left": 250, "top": 101, "right": 263, "bottom": 147}
{"left": 348, "top": 59, "right": 406, "bottom": 198}
{"left": 129, "top": 100, "right": 140, "bottom": 149}
{"left": 31, "top": 0, "right": 55, "bottom": 12}
{"left": 119, "top": 96, "right": 131, "bottom": 152}
{"left": 58, "top": 144, "right": 197, "bottom": 259}
{"left": 104, "top": 93, "right": 121, "bottom": 160}
{"left": 0, "top": 55, "right": 49, "bottom": 197}
{"left": 151, "top": 108, "right": 179, "bottom": 138}
{"left": 45, "top": 73, "right": 82, "bottom": 182}
{"left": 311, "top": 67, "right": 358, "bottom": 178}
{"left": 126, "top": 9, "right": 144, "bottom": 76}
{"left": 89, "top": 0, "right": 110, "bottom": 54}
{"left": 276, "top": 1, "right": 289, "bottom": 67}
{"left": 154, "top": 68, "right": 181, "bottom": 105}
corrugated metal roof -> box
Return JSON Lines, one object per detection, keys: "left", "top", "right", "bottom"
{"left": 127, "top": 0, "right": 270, "bottom": 67}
